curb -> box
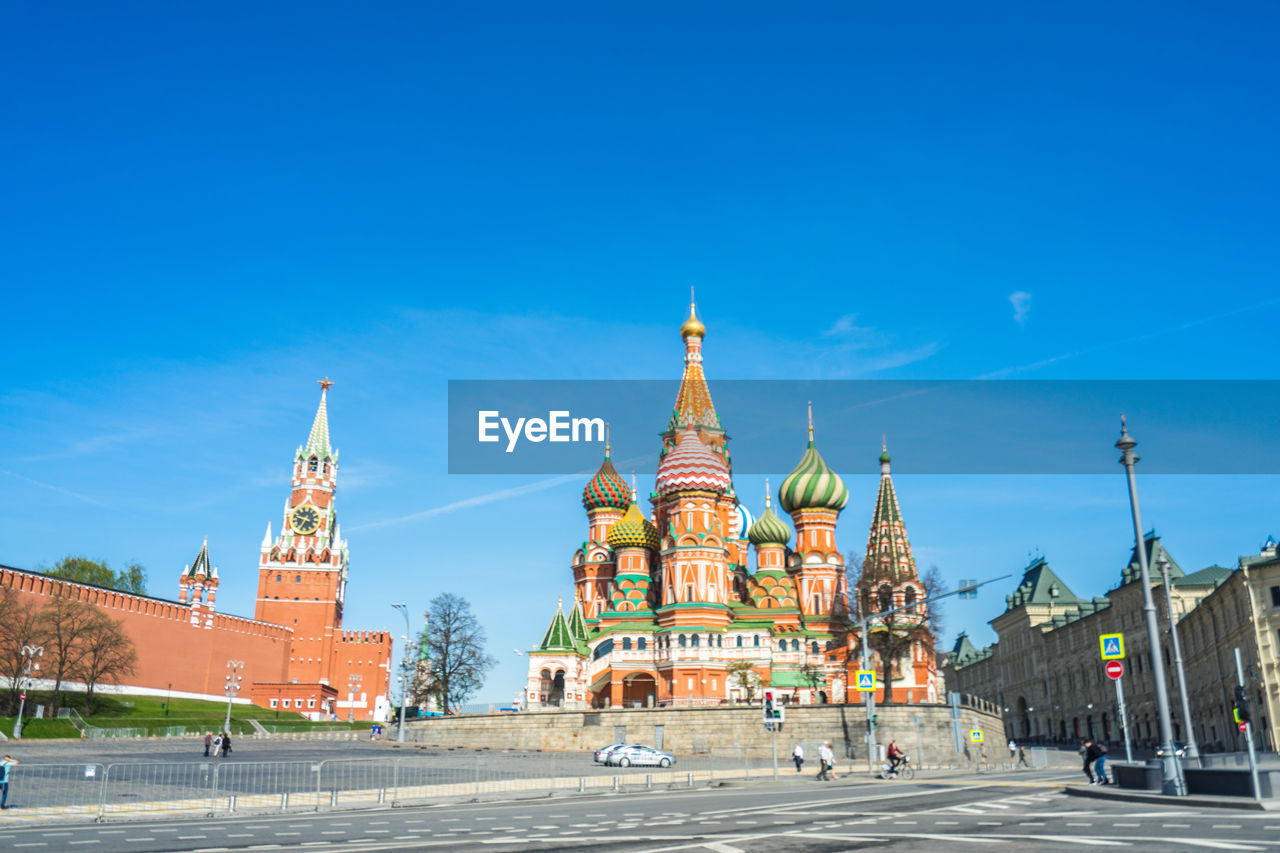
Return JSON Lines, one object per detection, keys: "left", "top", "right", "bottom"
{"left": 1063, "top": 785, "right": 1279, "bottom": 811}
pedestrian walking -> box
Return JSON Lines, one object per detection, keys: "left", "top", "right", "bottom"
{"left": 1017, "top": 745, "right": 1030, "bottom": 768}
{"left": 1087, "top": 740, "right": 1109, "bottom": 785}
{"left": 1080, "top": 738, "right": 1096, "bottom": 784}
{"left": 221, "top": 732, "right": 232, "bottom": 758}
{"left": 0, "top": 754, "right": 19, "bottom": 810}
{"left": 203, "top": 732, "right": 212, "bottom": 757}
{"left": 816, "top": 741, "right": 834, "bottom": 781}
{"left": 792, "top": 743, "right": 805, "bottom": 772}
{"left": 212, "top": 733, "right": 223, "bottom": 758}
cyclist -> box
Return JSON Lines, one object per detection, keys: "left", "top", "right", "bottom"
{"left": 887, "top": 739, "right": 905, "bottom": 775}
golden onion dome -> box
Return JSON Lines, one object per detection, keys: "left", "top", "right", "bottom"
{"left": 681, "top": 301, "right": 706, "bottom": 338}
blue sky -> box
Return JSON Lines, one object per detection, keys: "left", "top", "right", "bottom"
{"left": 2, "top": 3, "right": 1278, "bottom": 703}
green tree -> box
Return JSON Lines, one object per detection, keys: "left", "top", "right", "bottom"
{"left": 45, "top": 556, "right": 147, "bottom": 594}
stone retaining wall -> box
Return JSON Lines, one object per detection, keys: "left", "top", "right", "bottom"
{"left": 406, "top": 702, "right": 1005, "bottom": 762}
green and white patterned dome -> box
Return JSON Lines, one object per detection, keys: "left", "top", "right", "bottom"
{"left": 778, "top": 407, "right": 848, "bottom": 514}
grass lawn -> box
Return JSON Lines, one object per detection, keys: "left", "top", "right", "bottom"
{"left": 3, "top": 690, "right": 370, "bottom": 738}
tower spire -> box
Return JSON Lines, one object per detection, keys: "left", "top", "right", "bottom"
{"left": 306, "top": 379, "right": 332, "bottom": 457}
{"left": 605, "top": 422, "right": 611, "bottom": 459}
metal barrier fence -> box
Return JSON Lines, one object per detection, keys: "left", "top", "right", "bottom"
{"left": 2, "top": 745, "right": 1044, "bottom": 822}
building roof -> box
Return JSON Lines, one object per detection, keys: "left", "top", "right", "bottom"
{"left": 305, "top": 386, "right": 332, "bottom": 458}
{"left": 536, "top": 599, "right": 586, "bottom": 655}
{"left": 860, "top": 445, "right": 917, "bottom": 583}
{"left": 582, "top": 451, "right": 630, "bottom": 511}
{"left": 778, "top": 406, "right": 847, "bottom": 513}
{"left": 655, "top": 427, "right": 731, "bottom": 495}
{"left": 747, "top": 489, "right": 791, "bottom": 546}
{"left": 183, "top": 537, "right": 213, "bottom": 579}
{"left": 1174, "top": 565, "right": 1235, "bottom": 587}
{"left": 1004, "top": 556, "right": 1087, "bottom": 611}
{"left": 1118, "top": 531, "right": 1182, "bottom": 587}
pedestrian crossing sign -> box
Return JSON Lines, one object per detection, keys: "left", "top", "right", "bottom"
{"left": 1100, "top": 633, "right": 1125, "bottom": 660}
{"left": 855, "top": 670, "right": 876, "bottom": 691}
{"left": 970, "top": 729, "right": 984, "bottom": 743}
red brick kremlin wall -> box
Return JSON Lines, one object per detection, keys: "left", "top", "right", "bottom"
{"left": 0, "top": 565, "right": 291, "bottom": 700}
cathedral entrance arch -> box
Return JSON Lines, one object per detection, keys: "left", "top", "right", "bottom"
{"left": 549, "top": 669, "right": 566, "bottom": 707}
{"left": 622, "top": 673, "right": 656, "bottom": 708}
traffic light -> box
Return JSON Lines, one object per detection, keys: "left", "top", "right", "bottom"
{"left": 762, "top": 689, "right": 784, "bottom": 722}
{"left": 1234, "top": 685, "right": 1252, "bottom": 724}
{"left": 872, "top": 714, "right": 878, "bottom": 728}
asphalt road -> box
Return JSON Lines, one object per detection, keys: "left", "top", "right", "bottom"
{"left": 3, "top": 769, "right": 1278, "bottom": 851}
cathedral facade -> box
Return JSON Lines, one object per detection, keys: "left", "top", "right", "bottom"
{"left": 525, "top": 304, "right": 938, "bottom": 709}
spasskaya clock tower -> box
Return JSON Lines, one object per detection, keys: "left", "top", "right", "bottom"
{"left": 252, "top": 379, "right": 392, "bottom": 721}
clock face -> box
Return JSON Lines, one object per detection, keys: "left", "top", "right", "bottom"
{"left": 291, "top": 505, "right": 322, "bottom": 535}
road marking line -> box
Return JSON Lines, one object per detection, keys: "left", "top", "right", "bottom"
{"left": 1173, "top": 842, "right": 1265, "bottom": 851}
{"left": 13, "top": 845, "right": 46, "bottom": 848}
{"left": 1212, "top": 825, "right": 1243, "bottom": 830}
{"left": 977, "top": 821, "right": 1002, "bottom": 826}
{"left": 1036, "top": 836, "right": 1129, "bottom": 847}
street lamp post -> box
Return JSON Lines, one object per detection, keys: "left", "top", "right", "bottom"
{"left": 1157, "top": 554, "right": 1201, "bottom": 766}
{"left": 346, "top": 674, "right": 362, "bottom": 723}
{"left": 1116, "top": 417, "right": 1186, "bottom": 796}
{"left": 223, "top": 660, "right": 244, "bottom": 734}
{"left": 391, "top": 603, "right": 415, "bottom": 744}
{"left": 12, "top": 644, "right": 44, "bottom": 739}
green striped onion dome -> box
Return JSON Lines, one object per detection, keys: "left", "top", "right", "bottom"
{"left": 747, "top": 502, "right": 791, "bottom": 546}
{"left": 778, "top": 440, "right": 848, "bottom": 513}
{"left": 607, "top": 500, "right": 661, "bottom": 551}
{"left": 582, "top": 456, "right": 630, "bottom": 511}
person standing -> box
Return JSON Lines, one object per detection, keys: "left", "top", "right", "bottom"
{"left": 0, "top": 754, "right": 19, "bottom": 810}
{"left": 212, "top": 733, "right": 223, "bottom": 758}
{"left": 203, "top": 732, "right": 213, "bottom": 757}
{"left": 221, "top": 732, "right": 232, "bottom": 758}
{"left": 816, "top": 742, "right": 834, "bottom": 781}
{"left": 791, "top": 743, "right": 805, "bottom": 773}
{"left": 1008, "top": 739, "right": 1017, "bottom": 760}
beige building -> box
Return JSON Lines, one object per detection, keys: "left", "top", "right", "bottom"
{"left": 945, "top": 533, "right": 1280, "bottom": 754}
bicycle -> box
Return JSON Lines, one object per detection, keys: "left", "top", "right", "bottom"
{"left": 879, "top": 755, "right": 915, "bottom": 780}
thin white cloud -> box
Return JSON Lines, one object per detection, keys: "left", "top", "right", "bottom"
{"left": 0, "top": 468, "right": 104, "bottom": 506}
{"left": 347, "top": 474, "right": 582, "bottom": 532}
{"left": 977, "top": 294, "right": 1280, "bottom": 379}
{"left": 1009, "top": 291, "right": 1032, "bottom": 325}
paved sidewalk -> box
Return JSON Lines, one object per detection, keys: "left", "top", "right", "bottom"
{"left": 1064, "top": 782, "right": 1280, "bottom": 811}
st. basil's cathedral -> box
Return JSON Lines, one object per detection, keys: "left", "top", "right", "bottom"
{"left": 524, "top": 302, "right": 938, "bottom": 709}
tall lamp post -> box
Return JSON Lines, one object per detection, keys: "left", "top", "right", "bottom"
{"left": 12, "top": 644, "right": 44, "bottom": 739}
{"left": 223, "top": 660, "right": 244, "bottom": 734}
{"left": 391, "top": 603, "right": 415, "bottom": 744}
{"left": 1116, "top": 417, "right": 1186, "bottom": 796}
{"left": 1157, "top": 554, "right": 1201, "bottom": 766}
{"left": 346, "top": 674, "right": 363, "bottom": 722}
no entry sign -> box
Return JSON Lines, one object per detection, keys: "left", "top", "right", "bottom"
{"left": 1105, "top": 660, "right": 1125, "bottom": 680}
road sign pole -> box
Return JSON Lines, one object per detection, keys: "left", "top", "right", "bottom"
{"left": 771, "top": 724, "right": 778, "bottom": 780}
{"left": 1234, "top": 648, "right": 1260, "bottom": 801}
{"left": 1115, "top": 675, "right": 1132, "bottom": 762}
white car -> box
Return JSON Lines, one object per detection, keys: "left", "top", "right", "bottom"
{"left": 607, "top": 745, "right": 676, "bottom": 768}
{"left": 593, "top": 742, "right": 630, "bottom": 763}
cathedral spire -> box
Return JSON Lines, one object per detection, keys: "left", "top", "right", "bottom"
{"left": 864, "top": 442, "right": 917, "bottom": 582}
{"left": 306, "top": 378, "right": 333, "bottom": 458}
{"left": 669, "top": 296, "right": 719, "bottom": 433}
